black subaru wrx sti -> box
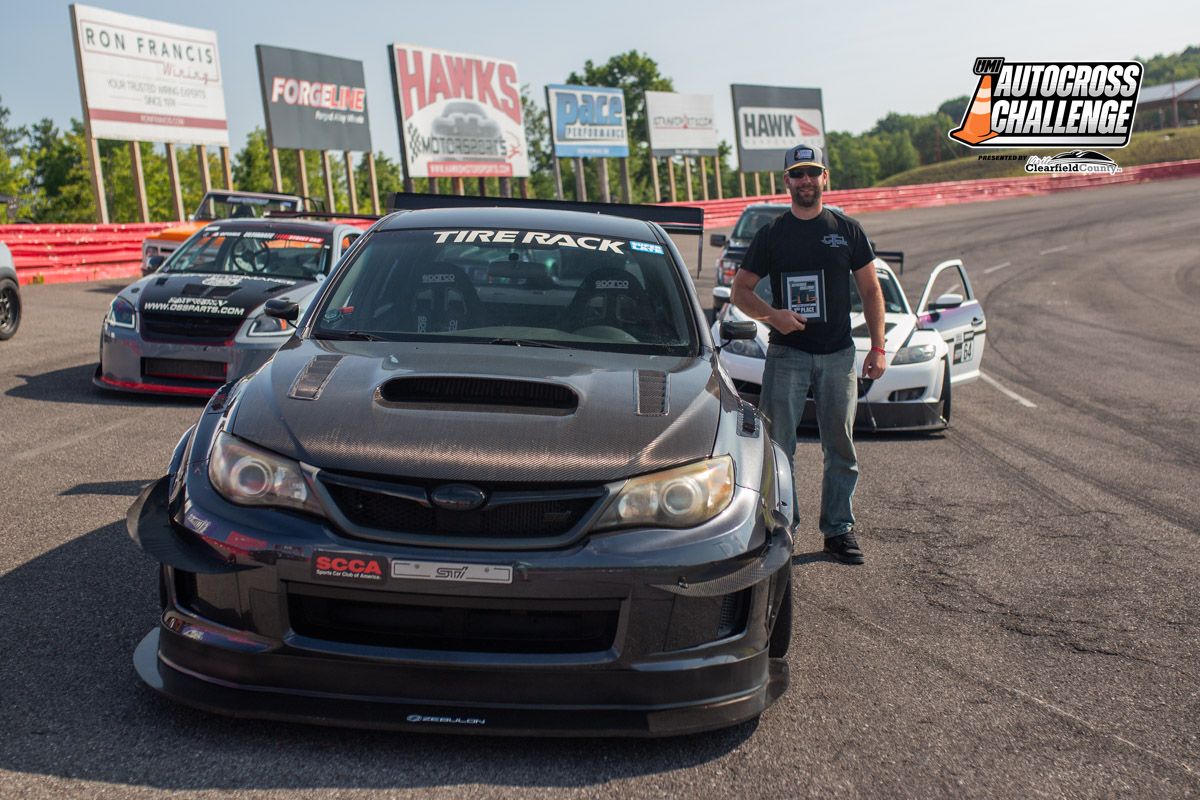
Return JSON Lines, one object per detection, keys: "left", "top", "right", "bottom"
{"left": 128, "top": 194, "right": 796, "bottom": 737}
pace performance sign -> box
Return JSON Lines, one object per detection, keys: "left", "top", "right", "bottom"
{"left": 545, "top": 85, "right": 629, "bottom": 158}
{"left": 388, "top": 43, "right": 529, "bottom": 178}
{"left": 255, "top": 45, "right": 372, "bottom": 152}
{"left": 644, "top": 91, "right": 718, "bottom": 157}
{"left": 731, "top": 84, "right": 824, "bottom": 173}
{"left": 69, "top": 4, "right": 228, "bottom": 146}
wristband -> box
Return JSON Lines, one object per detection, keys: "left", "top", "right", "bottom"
{"left": 870, "top": 346, "right": 886, "bottom": 355}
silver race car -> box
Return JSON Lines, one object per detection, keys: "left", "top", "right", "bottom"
{"left": 97, "top": 217, "right": 365, "bottom": 396}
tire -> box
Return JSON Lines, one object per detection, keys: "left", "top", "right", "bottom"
{"left": 940, "top": 358, "right": 952, "bottom": 427}
{"left": 768, "top": 574, "right": 793, "bottom": 658}
{"left": 0, "top": 279, "right": 20, "bottom": 340}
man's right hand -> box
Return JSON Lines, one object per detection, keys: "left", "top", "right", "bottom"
{"left": 769, "top": 308, "right": 807, "bottom": 334}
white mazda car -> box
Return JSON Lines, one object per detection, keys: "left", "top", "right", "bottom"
{"left": 712, "top": 254, "right": 986, "bottom": 431}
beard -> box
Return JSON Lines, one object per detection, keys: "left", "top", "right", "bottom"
{"left": 790, "top": 179, "right": 822, "bottom": 208}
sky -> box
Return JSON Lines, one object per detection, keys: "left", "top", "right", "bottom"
{"left": 1, "top": 0, "right": 1198, "bottom": 169}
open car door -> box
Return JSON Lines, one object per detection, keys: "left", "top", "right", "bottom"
{"left": 916, "top": 259, "right": 986, "bottom": 385}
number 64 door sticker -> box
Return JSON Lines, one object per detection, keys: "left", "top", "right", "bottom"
{"left": 952, "top": 331, "right": 975, "bottom": 365}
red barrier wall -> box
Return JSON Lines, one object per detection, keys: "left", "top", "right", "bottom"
{"left": 4, "top": 159, "right": 1199, "bottom": 285}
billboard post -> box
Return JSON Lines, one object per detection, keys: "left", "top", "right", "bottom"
{"left": 321, "top": 150, "right": 335, "bottom": 212}
{"left": 196, "top": 146, "right": 211, "bottom": 194}
{"left": 648, "top": 152, "right": 660, "bottom": 203}
{"left": 699, "top": 157, "right": 708, "bottom": 201}
{"left": 165, "top": 143, "right": 184, "bottom": 220}
{"left": 270, "top": 149, "right": 282, "bottom": 192}
{"left": 618, "top": 158, "right": 631, "bottom": 203}
{"left": 573, "top": 158, "right": 585, "bottom": 201}
{"left": 296, "top": 151, "right": 309, "bottom": 199}
{"left": 129, "top": 142, "right": 148, "bottom": 222}
{"left": 344, "top": 151, "right": 358, "bottom": 214}
{"left": 683, "top": 158, "right": 693, "bottom": 202}
{"left": 667, "top": 159, "right": 676, "bottom": 202}
{"left": 366, "top": 152, "right": 380, "bottom": 212}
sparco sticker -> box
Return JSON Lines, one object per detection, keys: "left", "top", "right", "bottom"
{"left": 949, "top": 57, "right": 1143, "bottom": 148}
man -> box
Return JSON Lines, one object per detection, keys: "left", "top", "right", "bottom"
{"left": 730, "top": 145, "right": 887, "bottom": 565}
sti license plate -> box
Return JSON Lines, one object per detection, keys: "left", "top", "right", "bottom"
{"left": 391, "top": 560, "right": 513, "bottom": 584}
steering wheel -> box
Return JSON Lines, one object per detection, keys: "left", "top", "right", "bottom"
{"left": 231, "top": 240, "right": 269, "bottom": 273}
{"left": 564, "top": 268, "right": 651, "bottom": 333}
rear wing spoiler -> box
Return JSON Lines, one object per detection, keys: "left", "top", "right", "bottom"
{"left": 385, "top": 192, "right": 705, "bottom": 237}
{"left": 875, "top": 249, "right": 904, "bottom": 275}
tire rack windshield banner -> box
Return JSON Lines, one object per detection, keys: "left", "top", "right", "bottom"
{"left": 255, "top": 45, "right": 372, "bottom": 152}
{"left": 70, "top": 4, "right": 229, "bottom": 146}
{"left": 644, "top": 91, "right": 718, "bottom": 157}
{"left": 388, "top": 43, "right": 529, "bottom": 179}
{"left": 731, "top": 84, "right": 824, "bottom": 173}
{"left": 545, "top": 85, "right": 629, "bottom": 158}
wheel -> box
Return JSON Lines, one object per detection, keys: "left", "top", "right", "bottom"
{"left": 939, "top": 358, "right": 952, "bottom": 426}
{"left": 0, "top": 278, "right": 21, "bottom": 340}
{"left": 768, "top": 573, "right": 793, "bottom": 658}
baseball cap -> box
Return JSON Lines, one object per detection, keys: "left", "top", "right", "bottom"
{"left": 784, "top": 145, "right": 824, "bottom": 171}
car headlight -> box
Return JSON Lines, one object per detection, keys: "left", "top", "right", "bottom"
{"left": 594, "top": 456, "right": 734, "bottom": 531}
{"left": 892, "top": 344, "right": 936, "bottom": 365}
{"left": 107, "top": 296, "right": 138, "bottom": 329}
{"left": 722, "top": 338, "right": 765, "bottom": 358}
{"left": 246, "top": 314, "right": 294, "bottom": 337}
{"left": 208, "top": 431, "right": 324, "bottom": 516}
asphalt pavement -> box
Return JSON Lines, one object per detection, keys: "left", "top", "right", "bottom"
{"left": 1, "top": 178, "right": 1197, "bottom": 799}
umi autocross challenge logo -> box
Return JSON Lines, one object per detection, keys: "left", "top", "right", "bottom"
{"left": 949, "top": 57, "right": 1143, "bottom": 148}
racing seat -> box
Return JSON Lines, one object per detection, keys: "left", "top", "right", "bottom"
{"left": 562, "top": 267, "right": 654, "bottom": 334}
{"left": 388, "top": 262, "right": 484, "bottom": 333}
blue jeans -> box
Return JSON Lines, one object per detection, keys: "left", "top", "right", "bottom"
{"left": 760, "top": 343, "right": 858, "bottom": 537}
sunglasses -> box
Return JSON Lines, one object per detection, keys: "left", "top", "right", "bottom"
{"left": 787, "top": 166, "right": 825, "bottom": 179}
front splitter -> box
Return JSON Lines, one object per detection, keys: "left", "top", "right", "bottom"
{"left": 134, "top": 628, "right": 789, "bottom": 738}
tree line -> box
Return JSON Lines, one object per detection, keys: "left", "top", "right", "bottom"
{"left": 3, "top": 45, "right": 1194, "bottom": 224}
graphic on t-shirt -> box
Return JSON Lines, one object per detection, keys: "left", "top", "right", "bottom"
{"left": 784, "top": 272, "right": 825, "bottom": 322}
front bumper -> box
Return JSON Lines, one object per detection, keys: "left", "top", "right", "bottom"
{"left": 130, "top": 473, "right": 794, "bottom": 736}
{"left": 96, "top": 322, "right": 284, "bottom": 396}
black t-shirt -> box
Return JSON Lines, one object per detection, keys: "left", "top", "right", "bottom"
{"left": 740, "top": 207, "right": 875, "bottom": 354}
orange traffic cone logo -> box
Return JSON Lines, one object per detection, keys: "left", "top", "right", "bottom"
{"left": 950, "top": 75, "right": 999, "bottom": 145}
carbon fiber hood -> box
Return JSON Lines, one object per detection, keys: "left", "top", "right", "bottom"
{"left": 229, "top": 340, "right": 722, "bottom": 482}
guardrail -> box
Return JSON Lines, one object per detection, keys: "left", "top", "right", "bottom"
{"left": 659, "top": 158, "right": 1200, "bottom": 227}
{"left": 4, "top": 158, "right": 1199, "bottom": 285}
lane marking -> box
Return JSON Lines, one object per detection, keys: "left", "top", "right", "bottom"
{"left": 984, "top": 261, "right": 1011, "bottom": 274}
{"left": 1039, "top": 245, "right": 1068, "bottom": 255}
{"left": 1, "top": 418, "right": 137, "bottom": 468}
{"left": 979, "top": 371, "right": 1037, "bottom": 408}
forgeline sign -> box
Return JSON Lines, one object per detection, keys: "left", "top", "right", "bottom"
{"left": 950, "top": 58, "right": 1143, "bottom": 148}
{"left": 388, "top": 44, "right": 529, "bottom": 179}
{"left": 70, "top": 3, "right": 228, "bottom": 146}
{"left": 256, "top": 45, "right": 372, "bottom": 152}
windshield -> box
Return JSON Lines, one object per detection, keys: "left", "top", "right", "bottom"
{"left": 193, "top": 193, "right": 302, "bottom": 221}
{"left": 753, "top": 265, "right": 908, "bottom": 314}
{"left": 164, "top": 227, "right": 332, "bottom": 280}
{"left": 732, "top": 208, "right": 787, "bottom": 240}
{"left": 312, "top": 227, "right": 698, "bottom": 355}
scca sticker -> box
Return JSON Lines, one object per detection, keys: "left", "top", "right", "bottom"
{"left": 629, "top": 241, "right": 664, "bottom": 254}
{"left": 312, "top": 550, "right": 388, "bottom": 585}
{"left": 432, "top": 230, "right": 624, "bottom": 253}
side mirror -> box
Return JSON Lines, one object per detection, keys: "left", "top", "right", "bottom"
{"left": 710, "top": 233, "right": 727, "bottom": 248}
{"left": 141, "top": 255, "right": 165, "bottom": 276}
{"left": 929, "top": 293, "right": 964, "bottom": 310}
{"left": 719, "top": 320, "right": 757, "bottom": 340}
{"left": 264, "top": 298, "right": 299, "bottom": 322}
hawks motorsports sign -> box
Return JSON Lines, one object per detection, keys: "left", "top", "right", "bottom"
{"left": 69, "top": 3, "right": 229, "bottom": 146}
{"left": 388, "top": 43, "right": 529, "bottom": 179}
{"left": 644, "top": 91, "right": 718, "bottom": 158}
{"left": 255, "top": 45, "right": 372, "bottom": 152}
{"left": 731, "top": 84, "right": 825, "bottom": 173}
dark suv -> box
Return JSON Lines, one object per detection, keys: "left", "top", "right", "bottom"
{"left": 708, "top": 203, "right": 789, "bottom": 312}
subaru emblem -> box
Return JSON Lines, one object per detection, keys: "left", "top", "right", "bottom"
{"left": 429, "top": 484, "right": 487, "bottom": 511}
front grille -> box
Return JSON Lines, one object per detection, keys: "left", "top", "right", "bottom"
{"left": 321, "top": 477, "right": 599, "bottom": 540}
{"left": 143, "top": 357, "right": 226, "bottom": 381}
{"left": 141, "top": 311, "right": 244, "bottom": 342}
{"left": 288, "top": 585, "right": 620, "bottom": 654}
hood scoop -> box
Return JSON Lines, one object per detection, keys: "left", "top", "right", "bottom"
{"left": 377, "top": 376, "right": 578, "bottom": 416}
{"left": 288, "top": 355, "right": 344, "bottom": 401}
{"left": 635, "top": 370, "right": 669, "bottom": 416}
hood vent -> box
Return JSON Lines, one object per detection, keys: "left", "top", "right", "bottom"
{"left": 378, "top": 376, "right": 578, "bottom": 415}
{"left": 288, "top": 355, "right": 344, "bottom": 401}
{"left": 635, "top": 370, "right": 669, "bottom": 416}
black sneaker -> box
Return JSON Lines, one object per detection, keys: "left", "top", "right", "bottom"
{"left": 824, "top": 530, "right": 864, "bottom": 564}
